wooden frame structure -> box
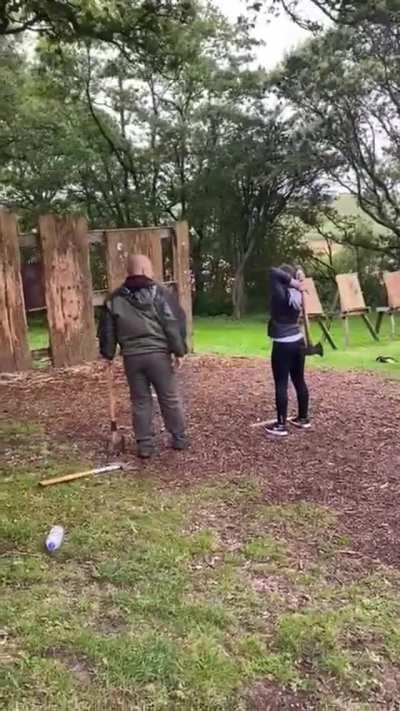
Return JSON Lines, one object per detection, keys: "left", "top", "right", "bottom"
{"left": 376, "top": 271, "right": 400, "bottom": 339}
{"left": 335, "top": 273, "right": 379, "bottom": 347}
{"left": 303, "top": 277, "right": 337, "bottom": 349}
{"left": 0, "top": 210, "right": 192, "bottom": 373}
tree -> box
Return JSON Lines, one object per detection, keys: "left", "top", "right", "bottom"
{"left": 196, "top": 109, "right": 324, "bottom": 318}
{"left": 0, "top": 39, "right": 25, "bottom": 166}
{"left": 0, "top": 0, "right": 195, "bottom": 46}
{"left": 0, "top": 3, "right": 328, "bottom": 315}
{"left": 272, "top": 17, "right": 400, "bottom": 264}
{"left": 263, "top": 0, "right": 400, "bottom": 29}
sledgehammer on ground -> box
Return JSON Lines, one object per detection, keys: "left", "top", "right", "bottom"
{"left": 39, "top": 463, "right": 124, "bottom": 487}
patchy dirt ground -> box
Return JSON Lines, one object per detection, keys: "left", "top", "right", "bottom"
{"left": 1, "top": 355, "right": 400, "bottom": 567}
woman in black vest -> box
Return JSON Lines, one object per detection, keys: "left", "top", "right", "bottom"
{"left": 266, "top": 265, "right": 310, "bottom": 437}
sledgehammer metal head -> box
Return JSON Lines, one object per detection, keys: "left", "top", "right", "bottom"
{"left": 108, "top": 424, "right": 126, "bottom": 455}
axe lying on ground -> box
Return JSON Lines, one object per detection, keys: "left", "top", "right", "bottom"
{"left": 39, "top": 463, "right": 125, "bottom": 487}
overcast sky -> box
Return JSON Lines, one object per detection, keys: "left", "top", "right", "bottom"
{"left": 214, "top": 0, "right": 328, "bottom": 68}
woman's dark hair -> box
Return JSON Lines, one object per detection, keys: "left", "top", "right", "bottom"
{"left": 280, "top": 264, "right": 296, "bottom": 278}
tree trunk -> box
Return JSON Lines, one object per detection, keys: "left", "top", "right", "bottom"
{"left": 231, "top": 223, "right": 258, "bottom": 319}
{"left": 191, "top": 228, "right": 205, "bottom": 309}
{"left": 232, "top": 265, "right": 246, "bottom": 319}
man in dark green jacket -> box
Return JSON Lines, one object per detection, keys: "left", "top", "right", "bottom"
{"left": 98, "top": 254, "right": 188, "bottom": 459}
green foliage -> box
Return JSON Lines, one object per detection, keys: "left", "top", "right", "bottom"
{"left": 0, "top": 4, "right": 327, "bottom": 315}
{"left": 272, "top": 10, "right": 400, "bottom": 263}
{"left": 1, "top": 0, "right": 399, "bottom": 317}
{"left": 0, "top": 0, "right": 196, "bottom": 48}
{"left": 266, "top": 0, "right": 400, "bottom": 28}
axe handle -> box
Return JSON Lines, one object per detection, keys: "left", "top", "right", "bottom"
{"left": 108, "top": 362, "right": 116, "bottom": 423}
{"left": 39, "top": 464, "right": 123, "bottom": 487}
{"left": 39, "top": 470, "right": 93, "bottom": 487}
{"left": 302, "top": 291, "right": 313, "bottom": 347}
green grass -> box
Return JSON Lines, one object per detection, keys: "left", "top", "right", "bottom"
{"left": 28, "top": 314, "right": 49, "bottom": 351}
{"left": 195, "top": 314, "right": 400, "bottom": 377}
{"left": 28, "top": 312, "right": 400, "bottom": 376}
{"left": 2, "top": 424, "right": 400, "bottom": 708}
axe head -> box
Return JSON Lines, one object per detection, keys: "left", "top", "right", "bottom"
{"left": 303, "top": 342, "right": 324, "bottom": 357}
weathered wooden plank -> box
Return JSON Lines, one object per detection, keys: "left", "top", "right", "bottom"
{"left": 106, "top": 228, "right": 165, "bottom": 291}
{"left": 303, "top": 277, "right": 324, "bottom": 317}
{"left": 20, "top": 232, "right": 38, "bottom": 249}
{"left": 336, "top": 273, "right": 379, "bottom": 343}
{"left": 336, "top": 273, "right": 367, "bottom": 313}
{"left": 384, "top": 271, "right": 400, "bottom": 310}
{"left": 173, "top": 221, "right": 193, "bottom": 351}
{"left": 39, "top": 214, "right": 97, "bottom": 367}
{"left": 0, "top": 211, "right": 32, "bottom": 372}
{"left": 101, "top": 226, "right": 170, "bottom": 238}
{"left": 25, "top": 294, "right": 107, "bottom": 311}
{"left": 92, "top": 290, "right": 107, "bottom": 306}
{"left": 20, "top": 227, "right": 172, "bottom": 250}
{"left": 88, "top": 230, "right": 105, "bottom": 245}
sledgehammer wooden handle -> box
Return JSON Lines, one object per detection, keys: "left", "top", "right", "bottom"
{"left": 39, "top": 471, "right": 93, "bottom": 487}
{"left": 39, "top": 464, "right": 123, "bottom": 487}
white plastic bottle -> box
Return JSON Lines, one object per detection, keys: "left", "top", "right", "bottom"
{"left": 45, "top": 526, "right": 64, "bottom": 552}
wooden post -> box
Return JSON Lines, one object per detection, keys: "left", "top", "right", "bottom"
{"left": 361, "top": 313, "right": 379, "bottom": 342}
{"left": 39, "top": 214, "right": 97, "bottom": 367}
{"left": 375, "top": 310, "right": 385, "bottom": 335}
{"left": 318, "top": 318, "right": 338, "bottom": 350}
{"left": 390, "top": 312, "right": 396, "bottom": 339}
{"left": 0, "top": 211, "right": 32, "bottom": 372}
{"left": 173, "top": 221, "right": 193, "bottom": 351}
{"left": 343, "top": 315, "right": 350, "bottom": 348}
{"left": 106, "top": 228, "right": 163, "bottom": 292}
{"left": 303, "top": 277, "right": 337, "bottom": 350}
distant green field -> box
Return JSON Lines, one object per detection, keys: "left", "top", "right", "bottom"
{"left": 28, "top": 313, "right": 400, "bottom": 377}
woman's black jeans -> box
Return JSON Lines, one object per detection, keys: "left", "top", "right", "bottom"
{"left": 271, "top": 339, "right": 309, "bottom": 424}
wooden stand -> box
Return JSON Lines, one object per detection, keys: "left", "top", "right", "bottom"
{"left": 335, "top": 273, "right": 379, "bottom": 347}
{"left": 303, "top": 277, "right": 337, "bottom": 350}
{"left": 376, "top": 271, "right": 400, "bottom": 339}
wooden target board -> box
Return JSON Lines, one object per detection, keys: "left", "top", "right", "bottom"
{"left": 383, "top": 271, "right": 400, "bottom": 310}
{"left": 303, "top": 277, "right": 324, "bottom": 318}
{"left": 0, "top": 211, "right": 32, "bottom": 372}
{"left": 106, "top": 228, "right": 164, "bottom": 292}
{"left": 336, "top": 273, "right": 367, "bottom": 313}
{"left": 39, "top": 214, "right": 97, "bottom": 367}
